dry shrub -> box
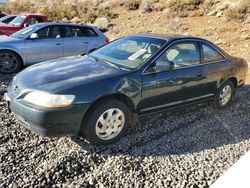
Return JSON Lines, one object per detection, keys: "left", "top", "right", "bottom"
{"left": 0, "top": 1, "right": 35, "bottom": 14}
{"left": 140, "top": 0, "right": 165, "bottom": 13}
{"left": 140, "top": 0, "right": 156, "bottom": 13}
{"left": 201, "top": 0, "right": 215, "bottom": 14}
{"left": 93, "top": 17, "right": 109, "bottom": 31}
{"left": 0, "top": 0, "right": 116, "bottom": 23}
{"left": 125, "top": 0, "right": 141, "bottom": 10}
{"left": 166, "top": 0, "right": 204, "bottom": 17}
{"left": 224, "top": 1, "right": 250, "bottom": 21}
{"left": 169, "top": 18, "right": 182, "bottom": 31}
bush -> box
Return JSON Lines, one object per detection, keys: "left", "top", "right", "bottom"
{"left": 93, "top": 17, "right": 109, "bottom": 31}
{"left": 224, "top": 1, "right": 250, "bottom": 21}
{"left": 0, "top": 0, "right": 116, "bottom": 24}
{"left": 124, "top": 0, "right": 141, "bottom": 10}
{"left": 0, "top": 1, "right": 35, "bottom": 14}
{"left": 169, "top": 18, "right": 182, "bottom": 31}
{"left": 166, "top": 0, "right": 204, "bottom": 17}
{"left": 140, "top": 0, "right": 155, "bottom": 13}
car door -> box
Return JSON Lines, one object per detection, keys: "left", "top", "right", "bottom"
{"left": 25, "top": 26, "right": 63, "bottom": 64}
{"left": 140, "top": 41, "right": 212, "bottom": 114}
{"left": 62, "top": 26, "right": 89, "bottom": 57}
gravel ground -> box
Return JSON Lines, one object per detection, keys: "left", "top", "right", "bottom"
{"left": 0, "top": 75, "right": 250, "bottom": 188}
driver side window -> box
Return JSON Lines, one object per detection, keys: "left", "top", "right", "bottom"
{"left": 24, "top": 17, "right": 39, "bottom": 27}
{"left": 36, "top": 26, "right": 61, "bottom": 39}
{"left": 147, "top": 42, "right": 200, "bottom": 73}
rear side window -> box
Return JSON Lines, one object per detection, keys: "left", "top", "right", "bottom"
{"left": 202, "top": 43, "right": 225, "bottom": 62}
{"left": 71, "top": 26, "right": 98, "bottom": 37}
{"left": 62, "top": 26, "right": 98, "bottom": 37}
{"left": 84, "top": 28, "right": 98, "bottom": 37}
{"left": 63, "top": 26, "right": 72, "bottom": 37}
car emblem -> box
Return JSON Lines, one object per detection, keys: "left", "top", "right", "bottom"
{"left": 12, "top": 84, "right": 18, "bottom": 90}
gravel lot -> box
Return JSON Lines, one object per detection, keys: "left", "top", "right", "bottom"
{"left": 0, "top": 75, "right": 250, "bottom": 188}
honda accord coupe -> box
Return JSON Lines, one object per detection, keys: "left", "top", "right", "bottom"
{"left": 0, "top": 22, "right": 109, "bottom": 73}
{"left": 5, "top": 34, "right": 248, "bottom": 145}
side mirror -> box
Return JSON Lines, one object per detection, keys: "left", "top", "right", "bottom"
{"left": 155, "top": 60, "right": 174, "bottom": 72}
{"left": 30, "top": 33, "right": 38, "bottom": 39}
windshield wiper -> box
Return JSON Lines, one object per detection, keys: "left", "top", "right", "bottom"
{"left": 89, "top": 55, "right": 120, "bottom": 69}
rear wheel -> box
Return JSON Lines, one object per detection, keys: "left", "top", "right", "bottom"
{"left": 0, "top": 51, "right": 22, "bottom": 74}
{"left": 81, "top": 99, "right": 131, "bottom": 145}
{"left": 213, "top": 80, "right": 235, "bottom": 109}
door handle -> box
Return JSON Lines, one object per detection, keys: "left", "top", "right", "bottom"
{"left": 84, "top": 42, "right": 89, "bottom": 44}
{"left": 195, "top": 74, "right": 205, "bottom": 81}
{"left": 56, "top": 43, "right": 61, "bottom": 45}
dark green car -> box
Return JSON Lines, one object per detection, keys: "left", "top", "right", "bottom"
{"left": 5, "top": 34, "right": 248, "bottom": 145}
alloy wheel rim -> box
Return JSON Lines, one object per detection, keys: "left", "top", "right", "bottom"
{"left": 95, "top": 108, "right": 125, "bottom": 140}
{"left": 219, "top": 85, "right": 232, "bottom": 106}
{"left": 0, "top": 53, "right": 18, "bottom": 73}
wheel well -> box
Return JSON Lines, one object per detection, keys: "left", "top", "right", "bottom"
{"left": 228, "top": 77, "right": 237, "bottom": 88}
{"left": 81, "top": 93, "right": 135, "bottom": 127}
{"left": 0, "top": 49, "right": 24, "bottom": 66}
{"left": 90, "top": 93, "right": 135, "bottom": 112}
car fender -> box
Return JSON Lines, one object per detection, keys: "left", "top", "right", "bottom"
{"left": 59, "top": 71, "right": 142, "bottom": 112}
{"left": 0, "top": 44, "right": 26, "bottom": 64}
{"left": 74, "top": 75, "right": 142, "bottom": 124}
{"left": 94, "top": 77, "right": 141, "bottom": 108}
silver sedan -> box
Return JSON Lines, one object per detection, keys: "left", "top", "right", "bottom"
{"left": 0, "top": 22, "right": 109, "bottom": 73}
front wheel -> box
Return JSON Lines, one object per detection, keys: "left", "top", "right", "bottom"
{"left": 81, "top": 99, "right": 131, "bottom": 145}
{"left": 0, "top": 51, "right": 22, "bottom": 74}
{"left": 213, "top": 80, "right": 235, "bottom": 109}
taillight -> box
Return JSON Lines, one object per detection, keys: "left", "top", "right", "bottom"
{"left": 104, "top": 38, "right": 109, "bottom": 45}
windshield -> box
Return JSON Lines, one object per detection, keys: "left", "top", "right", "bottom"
{"left": 0, "top": 16, "right": 9, "bottom": 22}
{"left": 89, "top": 36, "right": 166, "bottom": 69}
{"left": 11, "top": 25, "right": 37, "bottom": 39}
{"left": 9, "top": 14, "right": 26, "bottom": 26}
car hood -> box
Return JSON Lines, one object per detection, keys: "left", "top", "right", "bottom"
{"left": 0, "top": 22, "right": 14, "bottom": 28}
{"left": 14, "top": 55, "right": 127, "bottom": 93}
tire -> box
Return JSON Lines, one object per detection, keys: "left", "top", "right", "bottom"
{"left": 213, "top": 80, "right": 235, "bottom": 109}
{"left": 0, "top": 50, "right": 22, "bottom": 74}
{"left": 81, "top": 99, "right": 131, "bottom": 145}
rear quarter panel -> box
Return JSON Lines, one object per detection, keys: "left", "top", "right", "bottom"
{"left": 225, "top": 57, "right": 248, "bottom": 86}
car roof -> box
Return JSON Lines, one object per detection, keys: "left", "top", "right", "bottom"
{"left": 132, "top": 33, "right": 230, "bottom": 57}
{"left": 21, "top": 13, "right": 47, "bottom": 17}
{"left": 133, "top": 33, "right": 208, "bottom": 42}
{"left": 32, "top": 22, "right": 94, "bottom": 28}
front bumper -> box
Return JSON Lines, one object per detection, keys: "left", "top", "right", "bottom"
{"left": 5, "top": 92, "right": 90, "bottom": 137}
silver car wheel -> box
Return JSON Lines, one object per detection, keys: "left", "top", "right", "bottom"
{"left": 219, "top": 85, "right": 232, "bottom": 106}
{"left": 0, "top": 53, "right": 18, "bottom": 73}
{"left": 95, "top": 108, "right": 125, "bottom": 140}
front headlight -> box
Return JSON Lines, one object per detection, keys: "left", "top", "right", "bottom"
{"left": 23, "top": 91, "right": 75, "bottom": 108}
